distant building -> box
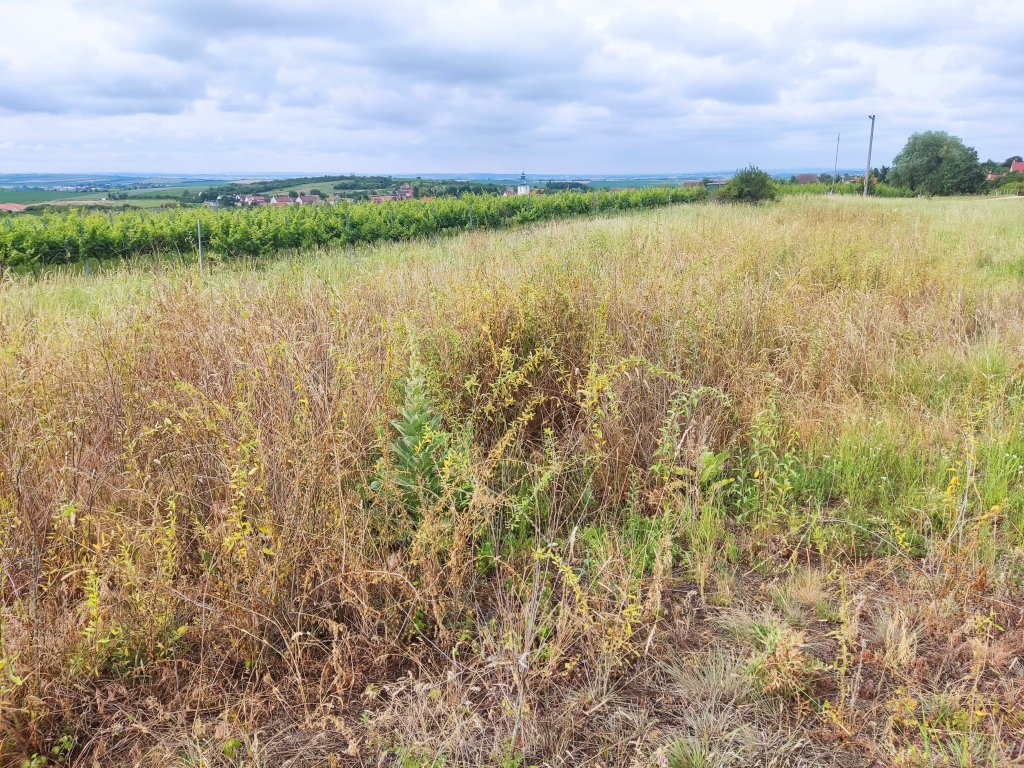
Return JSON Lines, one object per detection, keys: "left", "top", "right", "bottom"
{"left": 517, "top": 170, "right": 530, "bottom": 196}
{"left": 795, "top": 173, "right": 820, "bottom": 184}
{"left": 242, "top": 195, "right": 268, "bottom": 206}
{"left": 0, "top": 203, "right": 27, "bottom": 213}
{"left": 1011, "top": 160, "right": 1024, "bottom": 174}
{"left": 295, "top": 195, "right": 320, "bottom": 205}
{"left": 370, "top": 184, "right": 414, "bottom": 204}
{"left": 269, "top": 195, "right": 294, "bottom": 206}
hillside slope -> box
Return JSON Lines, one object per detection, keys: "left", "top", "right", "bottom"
{"left": 2, "top": 198, "right": 1023, "bottom": 767}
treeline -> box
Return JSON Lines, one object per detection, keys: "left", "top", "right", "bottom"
{"left": 196, "top": 175, "right": 397, "bottom": 202}
{"left": 0, "top": 186, "right": 705, "bottom": 269}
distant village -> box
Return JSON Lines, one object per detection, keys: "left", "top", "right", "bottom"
{"left": 215, "top": 184, "right": 416, "bottom": 208}
{"left": 212, "top": 175, "right": 543, "bottom": 208}
{"left": 4, "top": 161, "right": 1022, "bottom": 216}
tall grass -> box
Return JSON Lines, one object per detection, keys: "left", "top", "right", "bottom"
{"left": 1, "top": 197, "right": 1023, "bottom": 766}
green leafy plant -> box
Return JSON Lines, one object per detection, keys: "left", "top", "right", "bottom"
{"left": 714, "top": 166, "right": 778, "bottom": 203}
{"left": 389, "top": 371, "right": 446, "bottom": 516}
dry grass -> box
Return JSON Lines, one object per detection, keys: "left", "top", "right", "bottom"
{"left": 1, "top": 197, "right": 1023, "bottom": 767}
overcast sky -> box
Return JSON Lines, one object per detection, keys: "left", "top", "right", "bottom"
{"left": 0, "top": 0, "right": 1020, "bottom": 175}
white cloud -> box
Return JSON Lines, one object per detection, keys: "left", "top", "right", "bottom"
{"left": 0, "top": 0, "right": 1020, "bottom": 173}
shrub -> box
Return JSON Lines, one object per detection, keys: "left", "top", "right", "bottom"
{"left": 714, "top": 166, "right": 778, "bottom": 203}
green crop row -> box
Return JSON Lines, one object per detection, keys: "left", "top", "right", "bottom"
{"left": 0, "top": 186, "right": 706, "bottom": 269}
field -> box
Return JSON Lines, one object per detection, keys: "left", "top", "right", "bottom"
{"left": 37, "top": 198, "right": 177, "bottom": 210}
{"left": 127, "top": 185, "right": 226, "bottom": 200}
{"left": 0, "top": 190, "right": 99, "bottom": 204}
{"left": 2, "top": 197, "right": 1024, "bottom": 767}
{"left": 0, "top": 182, "right": 231, "bottom": 209}
{"left": 0, "top": 192, "right": 180, "bottom": 210}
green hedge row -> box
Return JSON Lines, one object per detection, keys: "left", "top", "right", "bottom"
{"left": 776, "top": 182, "right": 914, "bottom": 197}
{"left": 0, "top": 187, "right": 706, "bottom": 269}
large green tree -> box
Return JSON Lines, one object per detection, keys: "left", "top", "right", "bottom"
{"left": 889, "top": 131, "right": 984, "bottom": 195}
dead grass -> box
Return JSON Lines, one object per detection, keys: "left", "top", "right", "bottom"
{"left": 1, "top": 197, "right": 1023, "bottom": 766}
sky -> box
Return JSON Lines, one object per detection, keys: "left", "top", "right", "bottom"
{"left": 0, "top": 0, "right": 1021, "bottom": 175}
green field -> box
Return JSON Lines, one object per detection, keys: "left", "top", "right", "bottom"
{"left": 0, "top": 182, "right": 232, "bottom": 208}
{"left": 0, "top": 189, "right": 98, "bottom": 204}
{"left": 126, "top": 183, "right": 229, "bottom": 199}
{"left": 2, "top": 197, "right": 1023, "bottom": 766}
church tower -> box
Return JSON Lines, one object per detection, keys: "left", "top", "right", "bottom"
{"left": 517, "top": 169, "right": 530, "bottom": 196}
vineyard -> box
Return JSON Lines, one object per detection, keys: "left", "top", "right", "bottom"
{"left": 0, "top": 186, "right": 705, "bottom": 269}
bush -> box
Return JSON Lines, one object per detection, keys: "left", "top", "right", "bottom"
{"left": 714, "top": 166, "right": 778, "bottom": 203}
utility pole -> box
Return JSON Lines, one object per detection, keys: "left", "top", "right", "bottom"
{"left": 831, "top": 133, "right": 840, "bottom": 196}
{"left": 864, "top": 115, "right": 876, "bottom": 197}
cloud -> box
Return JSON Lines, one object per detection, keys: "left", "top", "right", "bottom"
{"left": 0, "top": 0, "right": 1020, "bottom": 173}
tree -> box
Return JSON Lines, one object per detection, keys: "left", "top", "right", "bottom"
{"left": 714, "top": 166, "right": 777, "bottom": 203}
{"left": 871, "top": 166, "right": 890, "bottom": 183}
{"left": 888, "top": 131, "right": 984, "bottom": 195}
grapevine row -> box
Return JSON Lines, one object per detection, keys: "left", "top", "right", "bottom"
{"left": 0, "top": 187, "right": 706, "bottom": 269}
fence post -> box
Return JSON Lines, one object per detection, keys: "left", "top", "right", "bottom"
{"left": 345, "top": 209, "right": 354, "bottom": 255}
{"left": 197, "top": 218, "right": 203, "bottom": 275}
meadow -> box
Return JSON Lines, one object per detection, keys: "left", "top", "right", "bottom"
{"left": 1, "top": 197, "right": 1023, "bottom": 767}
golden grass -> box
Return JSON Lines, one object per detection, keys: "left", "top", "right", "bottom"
{"left": 1, "top": 197, "right": 1023, "bottom": 766}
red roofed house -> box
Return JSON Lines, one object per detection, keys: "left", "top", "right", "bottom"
{"left": 269, "top": 195, "right": 294, "bottom": 206}
{"left": 371, "top": 185, "right": 414, "bottom": 204}
{"left": 0, "top": 203, "right": 28, "bottom": 213}
{"left": 1011, "top": 160, "right": 1024, "bottom": 174}
{"left": 795, "top": 173, "right": 820, "bottom": 184}
{"left": 295, "top": 195, "right": 320, "bottom": 205}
